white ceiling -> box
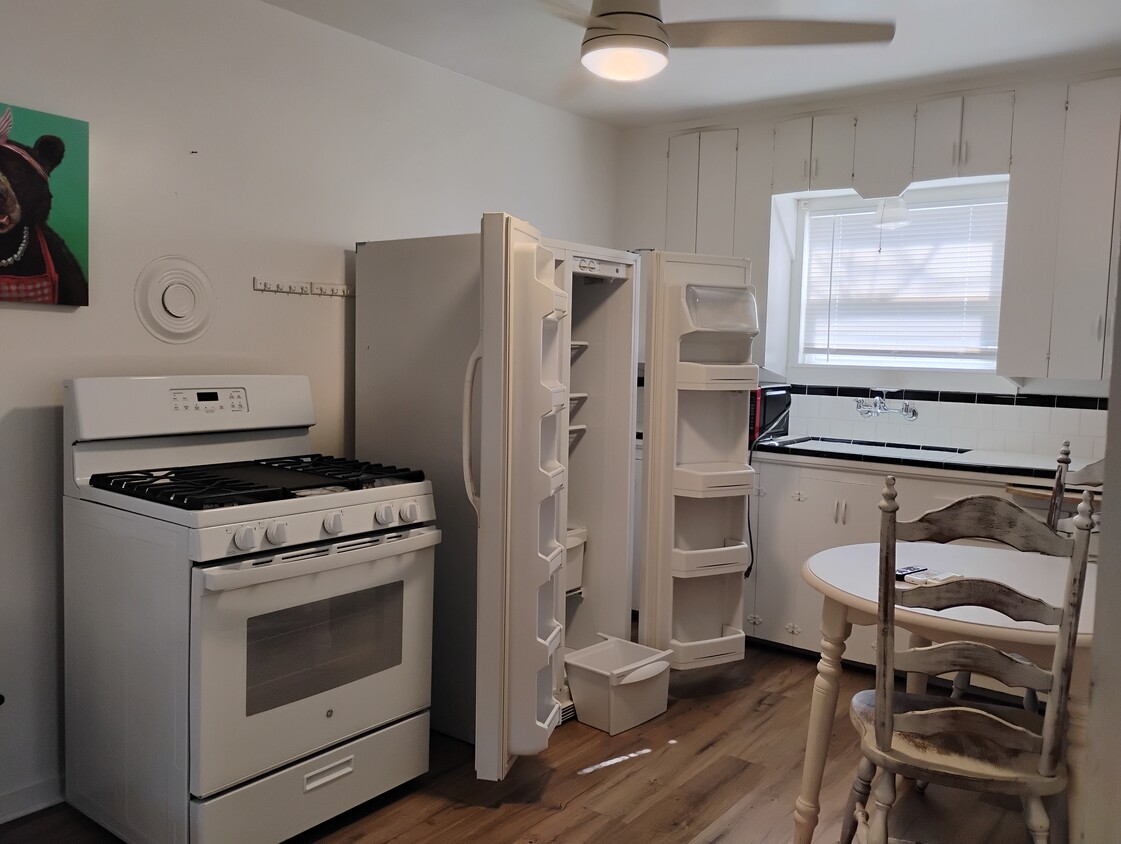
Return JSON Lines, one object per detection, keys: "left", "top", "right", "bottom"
{"left": 260, "top": 0, "right": 1121, "bottom": 127}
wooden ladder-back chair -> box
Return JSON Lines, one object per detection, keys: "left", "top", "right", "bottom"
{"left": 1047, "top": 440, "right": 1105, "bottom": 529}
{"left": 841, "top": 476, "right": 1095, "bottom": 844}
{"left": 952, "top": 440, "right": 1092, "bottom": 707}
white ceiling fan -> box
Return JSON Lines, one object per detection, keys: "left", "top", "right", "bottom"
{"left": 547, "top": 0, "right": 896, "bottom": 81}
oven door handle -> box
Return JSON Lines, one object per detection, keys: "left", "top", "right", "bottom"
{"left": 200, "top": 527, "right": 441, "bottom": 592}
{"left": 461, "top": 342, "right": 483, "bottom": 517}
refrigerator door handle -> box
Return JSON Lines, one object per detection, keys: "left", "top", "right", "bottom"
{"left": 462, "top": 342, "right": 483, "bottom": 516}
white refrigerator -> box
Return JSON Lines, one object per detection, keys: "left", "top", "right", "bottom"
{"left": 354, "top": 213, "right": 640, "bottom": 781}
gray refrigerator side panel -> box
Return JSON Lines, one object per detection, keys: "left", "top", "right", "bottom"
{"left": 354, "top": 233, "right": 481, "bottom": 744}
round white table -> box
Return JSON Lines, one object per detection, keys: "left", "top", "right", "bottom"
{"left": 792, "top": 541, "right": 1095, "bottom": 844}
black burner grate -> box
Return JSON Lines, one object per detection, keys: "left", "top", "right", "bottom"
{"left": 89, "top": 454, "right": 424, "bottom": 510}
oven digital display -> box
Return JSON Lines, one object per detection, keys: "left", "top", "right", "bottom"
{"left": 169, "top": 387, "right": 248, "bottom": 413}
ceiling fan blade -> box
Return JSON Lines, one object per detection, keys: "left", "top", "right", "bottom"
{"left": 664, "top": 19, "right": 895, "bottom": 49}
{"left": 538, "top": 0, "right": 593, "bottom": 27}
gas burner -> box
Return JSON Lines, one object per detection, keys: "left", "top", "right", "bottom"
{"left": 258, "top": 455, "right": 426, "bottom": 488}
{"left": 90, "top": 454, "right": 425, "bottom": 510}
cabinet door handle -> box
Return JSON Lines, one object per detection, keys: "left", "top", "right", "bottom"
{"left": 952, "top": 141, "right": 958, "bottom": 166}
{"left": 833, "top": 500, "right": 840, "bottom": 523}
{"left": 803, "top": 159, "right": 809, "bottom": 179}
{"left": 960, "top": 139, "right": 968, "bottom": 166}
{"left": 842, "top": 500, "right": 848, "bottom": 525}
{"left": 812, "top": 157, "right": 819, "bottom": 178}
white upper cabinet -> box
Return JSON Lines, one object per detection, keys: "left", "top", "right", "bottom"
{"left": 853, "top": 101, "right": 917, "bottom": 199}
{"left": 996, "top": 83, "right": 1068, "bottom": 378}
{"left": 913, "top": 92, "right": 1014, "bottom": 181}
{"left": 666, "top": 128, "right": 738, "bottom": 256}
{"left": 997, "top": 75, "right": 1121, "bottom": 381}
{"left": 772, "top": 113, "right": 855, "bottom": 194}
{"left": 1047, "top": 76, "right": 1121, "bottom": 380}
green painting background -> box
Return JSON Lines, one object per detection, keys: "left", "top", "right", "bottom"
{"left": 1, "top": 102, "right": 89, "bottom": 279}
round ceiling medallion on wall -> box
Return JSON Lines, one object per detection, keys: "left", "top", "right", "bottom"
{"left": 134, "top": 256, "right": 216, "bottom": 343}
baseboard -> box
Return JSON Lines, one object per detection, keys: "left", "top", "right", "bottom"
{"left": 0, "top": 777, "right": 63, "bottom": 825}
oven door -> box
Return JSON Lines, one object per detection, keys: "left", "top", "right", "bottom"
{"left": 190, "top": 526, "right": 439, "bottom": 797}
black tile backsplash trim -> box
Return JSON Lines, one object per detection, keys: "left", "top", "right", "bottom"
{"left": 754, "top": 437, "right": 1056, "bottom": 480}
{"left": 1056, "top": 395, "right": 1099, "bottom": 410}
{"left": 790, "top": 385, "right": 1108, "bottom": 411}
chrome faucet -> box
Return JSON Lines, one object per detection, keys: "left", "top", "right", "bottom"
{"left": 854, "top": 391, "right": 918, "bottom": 421}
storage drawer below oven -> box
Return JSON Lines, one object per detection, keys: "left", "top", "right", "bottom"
{"left": 189, "top": 711, "right": 429, "bottom": 844}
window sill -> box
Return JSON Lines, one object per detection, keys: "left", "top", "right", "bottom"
{"left": 784, "top": 363, "right": 1015, "bottom": 395}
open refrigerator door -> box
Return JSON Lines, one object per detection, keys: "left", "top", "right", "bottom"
{"left": 474, "top": 213, "right": 569, "bottom": 781}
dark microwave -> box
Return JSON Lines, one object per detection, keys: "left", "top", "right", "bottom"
{"left": 750, "top": 384, "right": 792, "bottom": 445}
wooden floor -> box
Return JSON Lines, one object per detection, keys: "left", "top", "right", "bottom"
{"left": 0, "top": 643, "right": 1053, "bottom": 844}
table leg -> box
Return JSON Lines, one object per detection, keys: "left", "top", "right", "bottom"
{"left": 794, "top": 597, "right": 852, "bottom": 844}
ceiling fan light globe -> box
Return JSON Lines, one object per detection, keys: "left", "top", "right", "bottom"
{"left": 581, "top": 36, "right": 668, "bottom": 81}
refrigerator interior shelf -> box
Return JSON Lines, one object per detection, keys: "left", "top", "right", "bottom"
{"left": 669, "top": 625, "right": 746, "bottom": 668}
{"left": 568, "top": 392, "right": 589, "bottom": 410}
{"left": 670, "top": 541, "right": 749, "bottom": 576}
{"left": 675, "top": 362, "right": 759, "bottom": 390}
{"left": 570, "top": 341, "right": 589, "bottom": 360}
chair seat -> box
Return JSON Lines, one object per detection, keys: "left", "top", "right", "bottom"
{"left": 849, "top": 689, "right": 1067, "bottom": 796}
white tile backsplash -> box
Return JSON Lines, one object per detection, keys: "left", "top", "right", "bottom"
{"left": 1082, "top": 409, "right": 1108, "bottom": 438}
{"left": 788, "top": 388, "right": 1108, "bottom": 457}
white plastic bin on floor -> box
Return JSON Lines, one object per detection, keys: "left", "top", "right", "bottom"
{"left": 563, "top": 634, "right": 673, "bottom": 735}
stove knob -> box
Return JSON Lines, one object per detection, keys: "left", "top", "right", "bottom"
{"left": 399, "top": 501, "right": 419, "bottom": 524}
{"left": 265, "top": 521, "right": 288, "bottom": 545}
{"left": 323, "top": 511, "right": 344, "bottom": 535}
{"left": 233, "top": 525, "right": 257, "bottom": 551}
{"left": 374, "top": 504, "right": 396, "bottom": 526}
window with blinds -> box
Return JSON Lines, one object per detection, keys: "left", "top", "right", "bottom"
{"left": 799, "top": 191, "right": 1008, "bottom": 370}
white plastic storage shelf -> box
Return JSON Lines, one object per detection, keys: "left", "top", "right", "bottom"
{"left": 639, "top": 252, "right": 759, "bottom": 671}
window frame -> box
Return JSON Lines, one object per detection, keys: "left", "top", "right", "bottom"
{"left": 785, "top": 177, "right": 1011, "bottom": 387}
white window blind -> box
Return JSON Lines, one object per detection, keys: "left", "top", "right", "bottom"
{"left": 801, "top": 197, "right": 1007, "bottom": 370}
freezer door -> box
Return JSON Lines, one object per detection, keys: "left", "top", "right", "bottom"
{"left": 474, "top": 213, "right": 569, "bottom": 781}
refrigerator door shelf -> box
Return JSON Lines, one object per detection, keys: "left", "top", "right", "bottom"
{"left": 670, "top": 540, "right": 749, "bottom": 576}
{"left": 669, "top": 626, "right": 746, "bottom": 669}
{"left": 676, "top": 361, "right": 759, "bottom": 390}
{"left": 673, "top": 463, "right": 755, "bottom": 496}
{"left": 683, "top": 284, "right": 760, "bottom": 334}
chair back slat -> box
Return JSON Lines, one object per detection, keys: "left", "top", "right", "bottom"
{"left": 1067, "top": 457, "right": 1105, "bottom": 488}
{"left": 895, "top": 641, "right": 1053, "bottom": 692}
{"left": 896, "top": 579, "right": 1063, "bottom": 625}
{"left": 893, "top": 707, "right": 1044, "bottom": 754}
{"left": 875, "top": 477, "right": 1095, "bottom": 776}
{"left": 897, "top": 495, "right": 1073, "bottom": 556}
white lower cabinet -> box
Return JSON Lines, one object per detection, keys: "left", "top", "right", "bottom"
{"left": 747, "top": 459, "right": 1019, "bottom": 667}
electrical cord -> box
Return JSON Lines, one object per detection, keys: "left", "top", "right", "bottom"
{"left": 743, "top": 405, "right": 792, "bottom": 579}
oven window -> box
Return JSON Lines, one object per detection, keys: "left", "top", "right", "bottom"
{"left": 245, "top": 581, "right": 404, "bottom": 716}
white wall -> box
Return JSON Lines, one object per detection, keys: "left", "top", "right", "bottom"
{"left": 0, "top": 0, "right": 625, "bottom": 821}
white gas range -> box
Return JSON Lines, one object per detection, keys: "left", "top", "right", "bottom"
{"left": 62, "top": 375, "right": 440, "bottom": 844}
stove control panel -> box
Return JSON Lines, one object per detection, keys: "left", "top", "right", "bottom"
{"left": 170, "top": 388, "right": 248, "bottom": 414}
{"left": 188, "top": 490, "right": 437, "bottom": 561}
